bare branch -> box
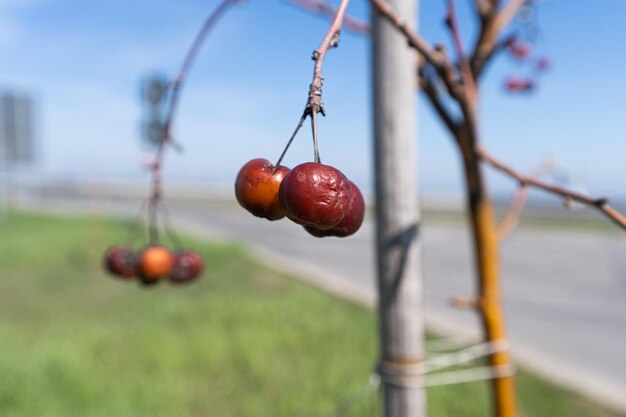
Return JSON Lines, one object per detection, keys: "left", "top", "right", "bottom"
{"left": 369, "top": 0, "right": 441, "bottom": 68}
{"left": 497, "top": 185, "right": 530, "bottom": 239}
{"left": 446, "top": 0, "right": 477, "bottom": 106}
{"left": 470, "top": 0, "right": 525, "bottom": 80}
{"left": 149, "top": 0, "right": 241, "bottom": 239}
{"left": 369, "top": 0, "right": 465, "bottom": 103}
{"left": 497, "top": 157, "right": 557, "bottom": 239}
{"left": 163, "top": 0, "right": 243, "bottom": 146}
{"left": 471, "top": 33, "right": 516, "bottom": 78}
{"left": 419, "top": 73, "right": 458, "bottom": 135}
{"left": 473, "top": 0, "right": 492, "bottom": 17}
{"left": 306, "top": 0, "right": 351, "bottom": 116}
{"left": 477, "top": 146, "right": 626, "bottom": 231}
{"left": 284, "top": 0, "right": 370, "bottom": 34}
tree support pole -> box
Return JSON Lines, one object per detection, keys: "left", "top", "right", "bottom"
{"left": 372, "top": 1, "right": 425, "bottom": 416}
{"left": 460, "top": 131, "right": 517, "bottom": 417}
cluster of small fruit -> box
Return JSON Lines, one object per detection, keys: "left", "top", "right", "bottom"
{"left": 235, "top": 158, "right": 365, "bottom": 238}
{"left": 103, "top": 245, "right": 203, "bottom": 286}
{"left": 503, "top": 39, "right": 550, "bottom": 93}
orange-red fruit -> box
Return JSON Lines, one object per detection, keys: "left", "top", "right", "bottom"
{"left": 279, "top": 162, "right": 351, "bottom": 230}
{"left": 235, "top": 158, "right": 290, "bottom": 220}
{"left": 103, "top": 246, "right": 137, "bottom": 279}
{"left": 169, "top": 251, "right": 204, "bottom": 284}
{"left": 304, "top": 181, "right": 365, "bottom": 238}
{"left": 138, "top": 246, "right": 173, "bottom": 284}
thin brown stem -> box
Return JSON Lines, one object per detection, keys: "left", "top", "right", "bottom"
{"left": 275, "top": 113, "right": 307, "bottom": 167}
{"left": 419, "top": 75, "right": 458, "bottom": 135}
{"left": 447, "top": 0, "right": 478, "bottom": 108}
{"left": 311, "top": 109, "right": 321, "bottom": 163}
{"left": 497, "top": 185, "right": 529, "bottom": 239}
{"left": 477, "top": 145, "right": 626, "bottom": 231}
{"left": 284, "top": 0, "right": 349, "bottom": 163}
{"left": 371, "top": 1, "right": 462, "bottom": 100}
{"left": 306, "top": 0, "right": 351, "bottom": 115}
{"left": 470, "top": 0, "right": 525, "bottom": 80}
{"left": 473, "top": 0, "right": 492, "bottom": 17}
{"left": 370, "top": 0, "right": 439, "bottom": 68}
{"left": 497, "top": 158, "right": 557, "bottom": 239}
{"left": 146, "top": 0, "right": 241, "bottom": 240}
{"left": 163, "top": 0, "right": 242, "bottom": 140}
{"left": 284, "top": 0, "right": 369, "bottom": 34}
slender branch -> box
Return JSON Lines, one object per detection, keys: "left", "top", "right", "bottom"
{"left": 284, "top": 0, "right": 370, "bottom": 34}
{"left": 288, "top": 0, "right": 350, "bottom": 163}
{"left": 477, "top": 146, "right": 626, "bottom": 231}
{"left": 275, "top": 114, "right": 307, "bottom": 166}
{"left": 148, "top": 0, "right": 241, "bottom": 239}
{"left": 497, "top": 158, "right": 557, "bottom": 239}
{"left": 311, "top": 109, "right": 321, "bottom": 163}
{"left": 306, "top": 0, "right": 351, "bottom": 116}
{"left": 445, "top": 0, "right": 480, "bottom": 156}
{"left": 369, "top": 0, "right": 440, "bottom": 68}
{"left": 162, "top": 0, "right": 243, "bottom": 148}
{"left": 473, "top": 0, "right": 491, "bottom": 17}
{"left": 371, "top": 0, "right": 462, "bottom": 101}
{"left": 446, "top": 0, "right": 477, "bottom": 106}
{"left": 419, "top": 73, "right": 458, "bottom": 135}
{"left": 471, "top": 33, "right": 516, "bottom": 79}
{"left": 470, "top": 0, "right": 525, "bottom": 80}
{"left": 497, "top": 185, "right": 530, "bottom": 239}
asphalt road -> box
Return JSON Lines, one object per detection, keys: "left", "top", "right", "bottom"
{"left": 27, "top": 196, "right": 626, "bottom": 411}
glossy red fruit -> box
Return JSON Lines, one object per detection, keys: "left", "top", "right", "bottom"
{"left": 279, "top": 162, "right": 352, "bottom": 230}
{"left": 103, "top": 246, "right": 137, "bottom": 279}
{"left": 235, "top": 158, "right": 290, "bottom": 220}
{"left": 169, "top": 251, "right": 204, "bottom": 284}
{"left": 138, "top": 246, "right": 173, "bottom": 284}
{"left": 304, "top": 181, "right": 365, "bottom": 238}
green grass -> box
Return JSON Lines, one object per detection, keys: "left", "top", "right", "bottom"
{"left": 0, "top": 212, "right": 623, "bottom": 417}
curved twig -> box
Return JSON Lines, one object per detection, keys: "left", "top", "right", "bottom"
{"left": 148, "top": 0, "right": 242, "bottom": 239}
{"left": 497, "top": 157, "right": 557, "bottom": 239}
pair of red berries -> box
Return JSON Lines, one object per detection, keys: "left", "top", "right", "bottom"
{"left": 235, "top": 158, "right": 365, "bottom": 237}
{"left": 104, "top": 245, "right": 203, "bottom": 286}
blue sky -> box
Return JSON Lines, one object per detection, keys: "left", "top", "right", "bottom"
{"left": 2, "top": 0, "right": 626, "bottom": 201}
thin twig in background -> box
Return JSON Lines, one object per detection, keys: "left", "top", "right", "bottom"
{"left": 370, "top": 0, "right": 439, "bottom": 67}
{"left": 148, "top": 0, "right": 242, "bottom": 238}
{"left": 497, "top": 157, "right": 557, "bottom": 239}
{"left": 477, "top": 145, "right": 626, "bottom": 231}
{"left": 284, "top": 0, "right": 369, "bottom": 34}
{"left": 446, "top": 0, "right": 478, "bottom": 111}
{"left": 470, "top": 0, "right": 526, "bottom": 80}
